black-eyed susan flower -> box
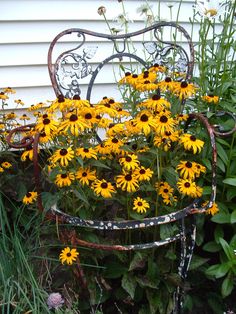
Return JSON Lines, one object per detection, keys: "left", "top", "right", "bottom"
{"left": 194, "top": 162, "right": 206, "bottom": 177}
{"left": 156, "top": 181, "right": 174, "bottom": 199}
{"left": 172, "top": 81, "right": 197, "bottom": 99}
{"left": 0, "top": 167, "right": 4, "bottom": 173}
{"left": 137, "top": 70, "right": 157, "bottom": 83}
{"left": 21, "top": 146, "right": 35, "bottom": 161}
{"left": 135, "top": 80, "right": 159, "bottom": 92}
{"left": 38, "top": 131, "right": 52, "bottom": 144}
{"left": 134, "top": 166, "right": 153, "bottom": 181}
{"left": 155, "top": 112, "right": 176, "bottom": 136}
{"left": 133, "top": 196, "right": 150, "bottom": 213}
{"left": 175, "top": 113, "right": 189, "bottom": 122}
{"left": 106, "top": 123, "right": 125, "bottom": 137}
{"left": 157, "top": 77, "right": 175, "bottom": 92}
{"left": 180, "top": 133, "right": 204, "bottom": 154}
{"left": 133, "top": 111, "right": 157, "bottom": 136}
{"left": 71, "top": 95, "right": 90, "bottom": 109}
{"left": 204, "top": 201, "right": 219, "bottom": 216}
{"left": 3, "top": 87, "right": 16, "bottom": 94}
{"left": 148, "top": 63, "right": 166, "bottom": 73}
{"left": 177, "top": 179, "right": 197, "bottom": 197}
{"left": 50, "top": 147, "right": 74, "bottom": 167}
{"left": 176, "top": 160, "right": 199, "bottom": 180}
{"left": 59, "top": 247, "right": 79, "bottom": 265}
{"left": 76, "top": 147, "right": 97, "bottom": 160}
{"left": 35, "top": 114, "right": 59, "bottom": 136}
{"left": 22, "top": 191, "right": 38, "bottom": 205}
{"left": 140, "top": 94, "right": 171, "bottom": 112}
{"left": 75, "top": 167, "right": 96, "bottom": 186}
{"left": 104, "top": 137, "right": 124, "bottom": 155}
{"left": 14, "top": 99, "right": 25, "bottom": 105}
{"left": 202, "top": 95, "right": 219, "bottom": 104}
{"left": 116, "top": 172, "right": 139, "bottom": 193}
{"left": 6, "top": 112, "right": 17, "bottom": 120}
{"left": 92, "top": 179, "right": 116, "bottom": 198}
{"left": 59, "top": 113, "right": 89, "bottom": 136}
{"left": 78, "top": 107, "right": 98, "bottom": 127}
{"left": 19, "top": 114, "right": 30, "bottom": 121}
{"left": 1, "top": 161, "right": 12, "bottom": 169}
{"left": 55, "top": 172, "right": 75, "bottom": 187}
{"left": 118, "top": 72, "right": 132, "bottom": 84}
{"left": 119, "top": 154, "right": 140, "bottom": 171}
{"left": 0, "top": 92, "right": 9, "bottom": 100}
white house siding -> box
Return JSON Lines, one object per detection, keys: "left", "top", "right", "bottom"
{"left": 0, "top": 0, "right": 198, "bottom": 111}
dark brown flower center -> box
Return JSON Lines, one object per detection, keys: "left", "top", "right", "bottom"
{"left": 137, "top": 202, "right": 143, "bottom": 206}
{"left": 140, "top": 114, "right": 148, "bottom": 122}
{"left": 165, "top": 131, "right": 171, "bottom": 136}
{"left": 101, "top": 182, "right": 108, "bottom": 188}
{"left": 82, "top": 172, "right": 87, "bottom": 177}
{"left": 112, "top": 138, "right": 118, "bottom": 143}
{"left": 190, "top": 135, "right": 196, "bottom": 141}
{"left": 144, "top": 80, "right": 150, "bottom": 84}
{"left": 60, "top": 149, "right": 68, "bottom": 156}
{"left": 58, "top": 94, "right": 65, "bottom": 103}
{"left": 185, "top": 161, "right": 192, "bottom": 168}
{"left": 83, "top": 148, "right": 89, "bottom": 152}
{"left": 73, "top": 95, "right": 80, "bottom": 100}
{"left": 132, "top": 74, "right": 138, "bottom": 78}
{"left": 66, "top": 253, "right": 71, "bottom": 257}
{"left": 26, "top": 192, "right": 32, "bottom": 197}
{"left": 70, "top": 114, "right": 78, "bottom": 122}
{"left": 160, "top": 115, "right": 168, "bottom": 123}
{"left": 125, "top": 156, "right": 132, "bottom": 162}
{"left": 152, "top": 94, "right": 161, "bottom": 100}
{"left": 105, "top": 104, "right": 111, "bottom": 108}
{"left": 163, "top": 188, "right": 169, "bottom": 193}
{"left": 61, "top": 174, "right": 68, "bottom": 179}
{"left": 125, "top": 72, "right": 131, "bottom": 76}
{"left": 109, "top": 99, "right": 115, "bottom": 104}
{"left": 184, "top": 182, "right": 190, "bottom": 188}
{"left": 140, "top": 169, "right": 146, "bottom": 174}
{"left": 125, "top": 174, "right": 132, "bottom": 181}
{"left": 180, "top": 81, "right": 188, "bottom": 88}
{"left": 165, "top": 77, "right": 172, "bottom": 82}
{"left": 43, "top": 118, "right": 50, "bottom": 125}
{"left": 103, "top": 96, "right": 108, "bottom": 99}
{"left": 85, "top": 113, "right": 92, "bottom": 119}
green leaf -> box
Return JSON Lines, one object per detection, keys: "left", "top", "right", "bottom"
{"left": 129, "top": 252, "right": 146, "bottom": 271}
{"left": 216, "top": 158, "right": 225, "bottom": 172}
{"left": 72, "top": 187, "right": 89, "bottom": 206}
{"left": 203, "top": 241, "right": 221, "bottom": 252}
{"left": 146, "top": 290, "right": 161, "bottom": 314}
{"left": 221, "top": 272, "right": 234, "bottom": 297}
{"left": 121, "top": 273, "right": 137, "bottom": 299}
{"left": 92, "top": 160, "right": 111, "bottom": 170}
{"left": 189, "top": 255, "right": 209, "bottom": 270}
{"left": 216, "top": 143, "right": 228, "bottom": 165}
{"left": 214, "top": 263, "right": 230, "bottom": 279}
{"left": 226, "top": 188, "right": 236, "bottom": 201}
{"left": 219, "top": 238, "right": 235, "bottom": 260}
{"left": 231, "top": 210, "right": 236, "bottom": 223}
{"left": 214, "top": 225, "right": 224, "bottom": 243}
{"left": 211, "top": 212, "right": 230, "bottom": 224}
{"left": 205, "top": 264, "right": 222, "bottom": 277}
{"left": 103, "top": 261, "right": 127, "bottom": 279}
{"left": 41, "top": 192, "right": 59, "bottom": 210}
{"left": 223, "top": 177, "right": 236, "bottom": 186}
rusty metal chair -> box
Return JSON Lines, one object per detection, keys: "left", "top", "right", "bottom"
{"left": 7, "top": 21, "right": 230, "bottom": 313}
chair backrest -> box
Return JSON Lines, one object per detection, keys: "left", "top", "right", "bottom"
{"left": 47, "top": 21, "right": 194, "bottom": 102}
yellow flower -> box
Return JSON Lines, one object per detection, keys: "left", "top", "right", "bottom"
{"left": 177, "top": 179, "right": 197, "bottom": 197}
{"left": 119, "top": 154, "right": 140, "bottom": 171}
{"left": 22, "top": 191, "right": 38, "bottom": 205}
{"left": 75, "top": 167, "right": 96, "bottom": 186}
{"left": 59, "top": 247, "right": 79, "bottom": 265}
{"left": 172, "top": 81, "right": 197, "bottom": 99}
{"left": 21, "top": 146, "right": 35, "bottom": 161}
{"left": 140, "top": 94, "right": 171, "bottom": 112}
{"left": 76, "top": 147, "right": 97, "bottom": 160}
{"left": 19, "top": 114, "right": 30, "bottom": 121}
{"left": 0, "top": 92, "right": 9, "bottom": 100}
{"left": 202, "top": 95, "right": 219, "bottom": 104}
{"left": 134, "top": 80, "right": 159, "bottom": 92}
{"left": 155, "top": 112, "right": 176, "bottom": 136}
{"left": 133, "top": 197, "right": 150, "bottom": 214}
{"left": 157, "top": 77, "right": 175, "bottom": 92}
{"left": 50, "top": 147, "right": 75, "bottom": 167}
{"left": 116, "top": 172, "right": 139, "bottom": 193}
{"left": 0, "top": 167, "right": 4, "bottom": 173}
{"left": 55, "top": 172, "right": 75, "bottom": 187}
{"left": 35, "top": 115, "right": 59, "bottom": 136}
{"left": 59, "top": 113, "right": 89, "bottom": 136}
{"left": 133, "top": 111, "right": 157, "bottom": 136}
{"left": 204, "top": 202, "right": 219, "bottom": 216}
{"left": 176, "top": 160, "right": 199, "bottom": 180}
{"left": 1, "top": 161, "right": 12, "bottom": 169}
{"left": 14, "top": 99, "right": 25, "bottom": 105}
{"left": 156, "top": 181, "right": 174, "bottom": 199}
{"left": 3, "top": 87, "right": 16, "bottom": 94}
{"left": 180, "top": 133, "right": 204, "bottom": 154}
{"left": 133, "top": 166, "right": 153, "bottom": 181}
{"left": 92, "top": 179, "right": 116, "bottom": 198}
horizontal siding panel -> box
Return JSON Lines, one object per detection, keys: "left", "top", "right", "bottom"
{"left": 1, "top": 1, "right": 195, "bottom": 22}
{"left": 4, "top": 83, "right": 121, "bottom": 109}
{"left": 0, "top": 41, "right": 197, "bottom": 66}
